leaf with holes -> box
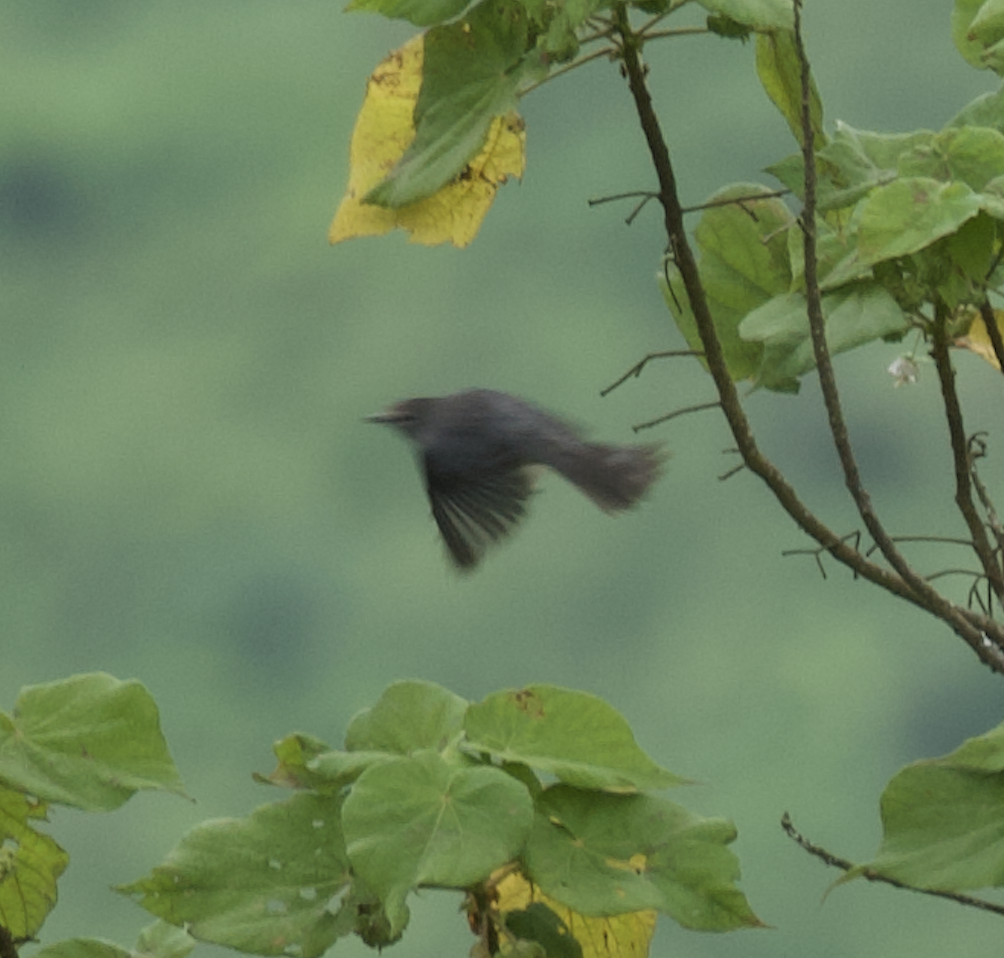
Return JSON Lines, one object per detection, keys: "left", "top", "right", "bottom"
{"left": 0, "top": 784, "right": 69, "bottom": 939}
{"left": 118, "top": 793, "right": 357, "bottom": 957}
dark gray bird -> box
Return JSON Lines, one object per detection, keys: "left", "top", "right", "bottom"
{"left": 366, "top": 388, "right": 665, "bottom": 570}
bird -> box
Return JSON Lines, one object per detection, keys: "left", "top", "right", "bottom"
{"left": 366, "top": 388, "right": 665, "bottom": 570}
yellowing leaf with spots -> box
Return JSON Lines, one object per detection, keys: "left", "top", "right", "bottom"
{"left": 959, "top": 309, "right": 1004, "bottom": 369}
{"left": 329, "top": 35, "right": 526, "bottom": 248}
{"left": 495, "top": 871, "right": 657, "bottom": 958}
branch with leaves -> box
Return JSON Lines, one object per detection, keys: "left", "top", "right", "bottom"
{"left": 606, "top": 0, "right": 1004, "bottom": 670}
{"left": 326, "top": 0, "right": 1004, "bottom": 947}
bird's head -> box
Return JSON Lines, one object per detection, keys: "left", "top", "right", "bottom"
{"left": 364, "top": 397, "right": 435, "bottom": 442}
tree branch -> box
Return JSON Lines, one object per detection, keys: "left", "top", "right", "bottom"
{"left": 610, "top": 9, "right": 910, "bottom": 600}
{"left": 929, "top": 304, "right": 1004, "bottom": 601}
{"left": 787, "top": 0, "right": 1004, "bottom": 668}
{"left": 781, "top": 813, "right": 1004, "bottom": 918}
{"left": 978, "top": 298, "right": 1004, "bottom": 375}
{"left": 612, "top": 0, "right": 1004, "bottom": 670}
{"left": 601, "top": 350, "right": 703, "bottom": 396}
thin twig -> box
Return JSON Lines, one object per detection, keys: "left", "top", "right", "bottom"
{"left": 782, "top": 531, "right": 862, "bottom": 581}
{"left": 589, "top": 190, "right": 658, "bottom": 208}
{"left": 521, "top": 45, "right": 617, "bottom": 95}
{"left": 625, "top": 194, "right": 655, "bottom": 224}
{"left": 636, "top": 0, "right": 695, "bottom": 37}
{"left": 633, "top": 401, "right": 721, "bottom": 432}
{"left": 640, "top": 26, "right": 709, "bottom": 41}
{"left": 781, "top": 813, "right": 1004, "bottom": 918}
{"left": 969, "top": 578, "right": 1001, "bottom": 617}
{"left": 968, "top": 434, "right": 1004, "bottom": 564}
{"left": 718, "top": 462, "right": 746, "bottom": 481}
{"left": 601, "top": 350, "right": 703, "bottom": 396}
{"left": 864, "top": 535, "right": 976, "bottom": 555}
{"left": 930, "top": 305, "right": 1004, "bottom": 603}
{"left": 925, "top": 568, "right": 985, "bottom": 584}
{"left": 680, "top": 188, "right": 790, "bottom": 215}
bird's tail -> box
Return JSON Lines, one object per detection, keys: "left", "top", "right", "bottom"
{"left": 556, "top": 442, "right": 667, "bottom": 512}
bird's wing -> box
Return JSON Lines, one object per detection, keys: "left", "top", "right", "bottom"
{"left": 424, "top": 461, "right": 534, "bottom": 569}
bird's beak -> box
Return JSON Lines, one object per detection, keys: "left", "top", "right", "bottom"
{"left": 363, "top": 410, "right": 397, "bottom": 424}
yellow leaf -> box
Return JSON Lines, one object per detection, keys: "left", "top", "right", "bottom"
{"left": 493, "top": 871, "right": 657, "bottom": 958}
{"left": 329, "top": 36, "right": 526, "bottom": 249}
{"left": 958, "top": 309, "right": 1004, "bottom": 370}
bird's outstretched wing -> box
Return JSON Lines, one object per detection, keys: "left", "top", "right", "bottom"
{"left": 424, "top": 461, "right": 534, "bottom": 569}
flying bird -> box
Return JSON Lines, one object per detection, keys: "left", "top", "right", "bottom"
{"left": 366, "top": 388, "right": 665, "bottom": 570}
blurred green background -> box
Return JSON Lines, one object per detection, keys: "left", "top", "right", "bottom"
{"left": 3, "top": 2, "right": 1004, "bottom": 957}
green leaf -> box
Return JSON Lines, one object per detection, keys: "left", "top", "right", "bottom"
{"left": 787, "top": 214, "right": 861, "bottom": 291}
{"left": 739, "top": 284, "right": 908, "bottom": 391}
{"left": 697, "top": 0, "right": 793, "bottom": 31}
{"left": 857, "top": 177, "right": 983, "bottom": 266}
{"left": 259, "top": 735, "right": 397, "bottom": 793}
{"left": 952, "top": 0, "right": 1004, "bottom": 72}
{"left": 860, "top": 726, "right": 1004, "bottom": 890}
{"left": 0, "top": 784, "right": 69, "bottom": 939}
{"left": 633, "top": 0, "right": 671, "bottom": 15}
{"left": 767, "top": 123, "right": 933, "bottom": 210}
{"left": 305, "top": 749, "right": 395, "bottom": 787}
{"left": 524, "top": 786, "right": 762, "bottom": 930}
{"left": 342, "top": 750, "right": 534, "bottom": 938}
{"left": 345, "top": 0, "right": 470, "bottom": 27}
{"left": 365, "top": 0, "right": 534, "bottom": 207}
{"left": 463, "top": 685, "right": 685, "bottom": 791}
{"left": 755, "top": 29, "right": 824, "bottom": 146}
{"left": 505, "top": 902, "right": 582, "bottom": 958}
{"left": 31, "top": 942, "right": 131, "bottom": 958}
{"left": 969, "top": 0, "right": 1004, "bottom": 46}
{"left": 947, "top": 86, "right": 1004, "bottom": 132}
{"left": 35, "top": 930, "right": 194, "bottom": 958}
{"left": 817, "top": 201, "right": 875, "bottom": 290}
{"left": 705, "top": 14, "right": 752, "bottom": 40}
{"left": 660, "top": 184, "right": 791, "bottom": 382}
{"left": 118, "top": 792, "right": 356, "bottom": 957}
{"left": 897, "top": 126, "right": 1004, "bottom": 191}
{"left": 0, "top": 673, "right": 185, "bottom": 812}
{"left": 134, "top": 920, "right": 197, "bottom": 958}
{"left": 944, "top": 211, "right": 999, "bottom": 289}
{"left": 941, "top": 720, "right": 1004, "bottom": 771}
{"left": 531, "top": 0, "right": 607, "bottom": 61}
{"left": 256, "top": 733, "right": 333, "bottom": 790}
{"left": 344, "top": 679, "right": 468, "bottom": 754}
{"left": 849, "top": 723, "right": 1004, "bottom": 892}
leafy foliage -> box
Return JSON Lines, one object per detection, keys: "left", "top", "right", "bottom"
{"left": 122, "top": 681, "right": 760, "bottom": 955}
{"left": 329, "top": 36, "right": 526, "bottom": 247}
{"left": 0, "top": 674, "right": 184, "bottom": 942}
{"left": 31, "top": 922, "right": 196, "bottom": 958}
{"left": 7, "top": 3, "right": 1004, "bottom": 958}
{"left": 334, "top": 0, "right": 802, "bottom": 245}
{"left": 0, "top": 673, "right": 185, "bottom": 812}
{"left": 330, "top": 0, "right": 1004, "bottom": 944}
{"left": 855, "top": 722, "right": 1004, "bottom": 891}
